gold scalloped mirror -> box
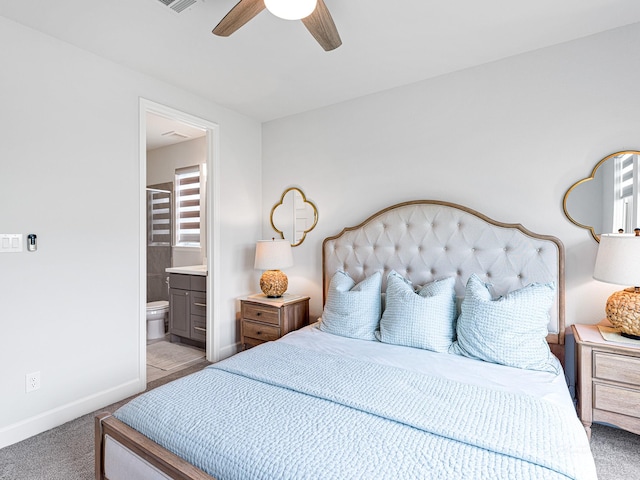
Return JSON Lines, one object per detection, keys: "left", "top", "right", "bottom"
{"left": 270, "top": 187, "right": 318, "bottom": 247}
{"left": 563, "top": 150, "right": 640, "bottom": 242}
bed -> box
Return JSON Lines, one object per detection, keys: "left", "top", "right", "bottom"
{"left": 95, "top": 200, "right": 597, "bottom": 480}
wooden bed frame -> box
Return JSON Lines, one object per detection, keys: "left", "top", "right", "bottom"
{"left": 96, "top": 199, "right": 565, "bottom": 480}
{"left": 95, "top": 412, "right": 214, "bottom": 480}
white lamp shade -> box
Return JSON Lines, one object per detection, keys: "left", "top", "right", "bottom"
{"left": 254, "top": 239, "right": 294, "bottom": 270}
{"left": 593, "top": 234, "right": 640, "bottom": 286}
{"left": 264, "top": 0, "right": 317, "bottom": 20}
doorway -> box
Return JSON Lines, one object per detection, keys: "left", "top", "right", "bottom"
{"left": 139, "top": 99, "right": 221, "bottom": 385}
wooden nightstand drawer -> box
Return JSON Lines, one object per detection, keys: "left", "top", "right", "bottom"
{"left": 594, "top": 383, "right": 640, "bottom": 419}
{"left": 244, "top": 336, "right": 266, "bottom": 349}
{"left": 242, "top": 320, "right": 281, "bottom": 342}
{"left": 240, "top": 295, "right": 310, "bottom": 350}
{"left": 573, "top": 323, "right": 640, "bottom": 439}
{"left": 243, "top": 303, "right": 281, "bottom": 325}
{"left": 594, "top": 352, "right": 640, "bottom": 385}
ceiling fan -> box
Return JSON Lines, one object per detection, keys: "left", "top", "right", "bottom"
{"left": 212, "top": 0, "right": 342, "bottom": 51}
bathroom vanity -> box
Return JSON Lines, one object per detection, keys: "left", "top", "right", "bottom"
{"left": 166, "top": 265, "right": 207, "bottom": 348}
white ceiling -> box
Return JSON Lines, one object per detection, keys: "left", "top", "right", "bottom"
{"left": 3, "top": 0, "right": 640, "bottom": 123}
{"left": 146, "top": 113, "right": 206, "bottom": 150}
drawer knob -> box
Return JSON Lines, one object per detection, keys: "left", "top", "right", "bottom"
{"left": 256, "top": 312, "right": 261, "bottom": 316}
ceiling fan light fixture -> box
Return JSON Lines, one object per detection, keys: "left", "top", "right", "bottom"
{"left": 264, "top": 0, "right": 317, "bottom": 20}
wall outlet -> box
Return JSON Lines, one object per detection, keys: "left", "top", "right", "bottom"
{"left": 25, "top": 371, "right": 40, "bottom": 393}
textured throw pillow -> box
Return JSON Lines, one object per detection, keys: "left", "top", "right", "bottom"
{"left": 449, "top": 274, "right": 559, "bottom": 374}
{"left": 377, "top": 271, "right": 456, "bottom": 352}
{"left": 319, "top": 271, "right": 382, "bottom": 341}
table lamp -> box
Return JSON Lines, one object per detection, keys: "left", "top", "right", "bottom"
{"left": 254, "top": 238, "right": 294, "bottom": 298}
{"left": 593, "top": 233, "right": 640, "bottom": 339}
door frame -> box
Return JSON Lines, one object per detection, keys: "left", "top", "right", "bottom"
{"left": 139, "top": 98, "right": 221, "bottom": 375}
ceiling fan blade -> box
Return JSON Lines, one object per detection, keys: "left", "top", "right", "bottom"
{"left": 212, "top": 0, "right": 265, "bottom": 37}
{"left": 301, "top": 0, "right": 342, "bottom": 51}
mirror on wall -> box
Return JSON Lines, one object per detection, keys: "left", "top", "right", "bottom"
{"left": 563, "top": 151, "right": 640, "bottom": 242}
{"left": 270, "top": 187, "right": 318, "bottom": 247}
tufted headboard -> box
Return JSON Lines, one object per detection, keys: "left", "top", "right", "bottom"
{"left": 322, "top": 200, "right": 565, "bottom": 347}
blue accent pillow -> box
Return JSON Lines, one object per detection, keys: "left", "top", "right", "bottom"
{"left": 377, "top": 271, "right": 456, "bottom": 352}
{"left": 320, "top": 271, "right": 382, "bottom": 341}
{"left": 449, "top": 274, "right": 559, "bottom": 374}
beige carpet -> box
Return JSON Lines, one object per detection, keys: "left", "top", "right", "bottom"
{"left": 147, "top": 341, "right": 204, "bottom": 371}
{"left": 0, "top": 359, "right": 211, "bottom": 480}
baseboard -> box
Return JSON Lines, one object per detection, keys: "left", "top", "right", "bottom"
{"left": 0, "top": 378, "right": 144, "bottom": 449}
{"left": 216, "top": 342, "right": 240, "bottom": 362}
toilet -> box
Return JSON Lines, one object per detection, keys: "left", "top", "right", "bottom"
{"left": 146, "top": 300, "right": 169, "bottom": 340}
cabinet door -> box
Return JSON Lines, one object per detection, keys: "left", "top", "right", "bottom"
{"left": 190, "top": 291, "right": 207, "bottom": 342}
{"left": 169, "top": 288, "right": 190, "bottom": 338}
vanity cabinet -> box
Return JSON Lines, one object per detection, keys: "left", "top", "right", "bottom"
{"left": 169, "top": 273, "right": 206, "bottom": 347}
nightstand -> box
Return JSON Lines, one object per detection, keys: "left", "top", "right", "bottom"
{"left": 240, "top": 294, "right": 310, "bottom": 349}
{"left": 573, "top": 322, "right": 640, "bottom": 439}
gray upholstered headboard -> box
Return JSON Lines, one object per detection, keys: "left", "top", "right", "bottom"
{"left": 322, "top": 200, "right": 565, "bottom": 346}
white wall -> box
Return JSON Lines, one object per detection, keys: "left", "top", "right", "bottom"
{"left": 147, "top": 137, "right": 206, "bottom": 185}
{"left": 262, "top": 23, "right": 640, "bottom": 326}
{"left": 0, "top": 17, "right": 261, "bottom": 448}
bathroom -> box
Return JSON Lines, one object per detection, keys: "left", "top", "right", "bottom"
{"left": 145, "top": 112, "right": 208, "bottom": 382}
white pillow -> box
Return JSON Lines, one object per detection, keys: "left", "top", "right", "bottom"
{"left": 449, "top": 274, "right": 559, "bottom": 374}
{"left": 377, "top": 271, "right": 456, "bottom": 352}
{"left": 319, "top": 271, "right": 382, "bottom": 341}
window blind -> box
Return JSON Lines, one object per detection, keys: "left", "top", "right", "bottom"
{"left": 175, "top": 165, "right": 201, "bottom": 246}
{"left": 620, "top": 154, "right": 635, "bottom": 199}
{"left": 615, "top": 153, "right": 640, "bottom": 233}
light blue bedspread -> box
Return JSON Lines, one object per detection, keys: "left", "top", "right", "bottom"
{"left": 114, "top": 342, "right": 592, "bottom": 479}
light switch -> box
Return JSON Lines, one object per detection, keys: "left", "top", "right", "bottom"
{"left": 0, "top": 234, "right": 23, "bottom": 253}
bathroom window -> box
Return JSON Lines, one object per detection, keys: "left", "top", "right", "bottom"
{"left": 175, "top": 164, "right": 204, "bottom": 247}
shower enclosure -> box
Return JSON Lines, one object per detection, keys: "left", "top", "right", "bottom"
{"left": 146, "top": 184, "right": 173, "bottom": 303}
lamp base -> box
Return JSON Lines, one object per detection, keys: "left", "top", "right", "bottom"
{"left": 621, "top": 332, "right": 640, "bottom": 340}
{"left": 605, "top": 287, "right": 640, "bottom": 338}
{"left": 259, "top": 269, "right": 288, "bottom": 298}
